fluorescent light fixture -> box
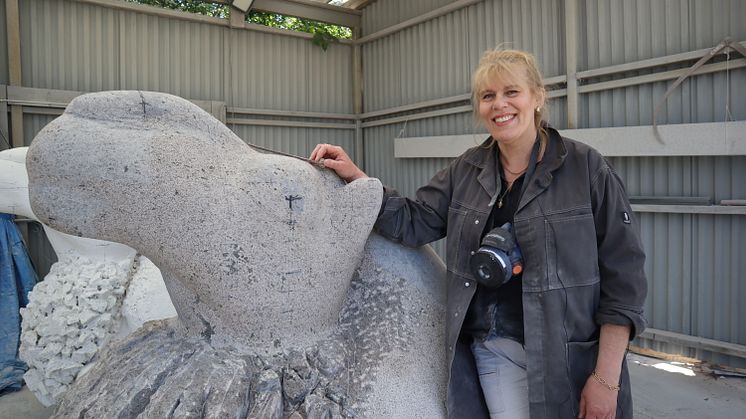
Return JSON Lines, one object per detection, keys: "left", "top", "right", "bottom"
{"left": 231, "top": 0, "right": 254, "bottom": 13}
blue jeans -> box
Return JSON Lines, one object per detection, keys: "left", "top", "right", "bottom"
{"left": 471, "top": 337, "right": 529, "bottom": 419}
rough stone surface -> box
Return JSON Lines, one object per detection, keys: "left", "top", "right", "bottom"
{"left": 27, "top": 91, "right": 384, "bottom": 351}
{"left": 53, "top": 234, "right": 447, "bottom": 418}
{"left": 26, "top": 90, "right": 447, "bottom": 417}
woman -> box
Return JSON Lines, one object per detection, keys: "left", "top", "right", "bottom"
{"left": 310, "top": 48, "right": 647, "bottom": 419}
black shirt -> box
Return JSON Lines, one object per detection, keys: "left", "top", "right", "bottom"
{"left": 461, "top": 163, "right": 525, "bottom": 344}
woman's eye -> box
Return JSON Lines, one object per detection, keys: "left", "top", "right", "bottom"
{"left": 482, "top": 93, "right": 495, "bottom": 100}
{"left": 506, "top": 90, "right": 519, "bottom": 96}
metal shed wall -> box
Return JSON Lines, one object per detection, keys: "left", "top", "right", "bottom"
{"left": 361, "top": 0, "right": 455, "bottom": 36}
{"left": 13, "top": 0, "right": 356, "bottom": 166}
{"left": 7, "top": 0, "right": 356, "bottom": 278}
{"left": 360, "top": 0, "right": 746, "bottom": 366}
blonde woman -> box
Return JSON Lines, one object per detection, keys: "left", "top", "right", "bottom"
{"left": 311, "top": 48, "right": 647, "bottom": 419}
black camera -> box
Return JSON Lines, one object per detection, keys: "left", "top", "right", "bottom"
{"left": 469, "top": 222, "right": 523, "bottom": 288}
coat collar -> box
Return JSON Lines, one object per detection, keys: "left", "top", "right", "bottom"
{"left": 517, "top": 126, "right": 567, "bottom": 212}
{"left": 463, "top": 127, "right": 568, "bottom": 206}
{"left": 463, "top": 137, "right": 500, "bottom": 200}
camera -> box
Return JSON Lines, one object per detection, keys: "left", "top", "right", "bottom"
{"left": 469, "top": 222, "right": 523, "bottom": 288}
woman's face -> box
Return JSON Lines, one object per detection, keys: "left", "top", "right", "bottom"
{"left": 477, "top": 72, "right": 544, "bottom": 147}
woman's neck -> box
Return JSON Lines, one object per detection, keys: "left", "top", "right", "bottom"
{"left": 498, "top": 135, "right": 536, "bottom": 175}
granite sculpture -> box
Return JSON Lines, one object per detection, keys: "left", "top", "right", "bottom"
{"left": 1, "top": 148, "right": 175, "bottom": 406}
{"left": 25, "top": 91, "right": 447, "bottom": 417}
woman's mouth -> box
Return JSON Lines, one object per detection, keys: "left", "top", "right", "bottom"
{"left": 492, "top": 114, "right": 515, "bottom": 125}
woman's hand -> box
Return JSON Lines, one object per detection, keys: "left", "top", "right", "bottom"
{"left": 310, "top": 143, "right": 368, "bottom": 183}
{"left": 578, "top": 375, "right": 618, "bottom": 419}
{"left": 578, "top": 323, "right": 629, "bottom": 418}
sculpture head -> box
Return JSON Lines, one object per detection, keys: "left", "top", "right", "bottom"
{"left": 27, "top": 91, "right": 382, "bottom": 350}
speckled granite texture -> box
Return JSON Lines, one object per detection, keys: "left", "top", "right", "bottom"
{"left": 26, "top": 91, "right": 447, "bottom": 417}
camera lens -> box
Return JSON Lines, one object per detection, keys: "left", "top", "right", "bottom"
{"left": 470, "top": 248, "right": 510, "bottom": 288}
{"left": 477, "top": 264, "right": 492, "bottom": 280}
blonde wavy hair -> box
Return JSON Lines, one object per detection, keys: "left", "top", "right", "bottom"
{"left": 471, "top": 48, "right": 548, "bottom": 143}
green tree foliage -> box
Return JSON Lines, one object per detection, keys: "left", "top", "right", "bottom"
{"left": 247, "top": 11, "right": 351, "bottom": 50}
{"left": 126, "top": 0, "right": 229, "bottom": 18}
{"left": 126, "top": 1, "right": 352, "bottom": 50}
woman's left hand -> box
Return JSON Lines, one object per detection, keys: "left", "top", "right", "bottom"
{"left": 578, "top": 375, "right": 618, "bottom": 419}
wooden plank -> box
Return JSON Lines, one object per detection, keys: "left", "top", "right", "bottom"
{"left": 564, "top": 0, "right": 578, "bottom": 128}
{"left": 226, "top": 118, "right": 355, "bottom": 130}
{"left": 0, "top": 86, "right": 9, "bottom": 150}
{"left": 6, "top": 0, "right": 23, "bottom": 149}
{"left": 6, "top": 0, "right": 21, "bottom": 85}
{"left": 577, "top": 59, "right": 746, "bottom": 94}
{"left": 393, "top": 121, "right": 746, "bottom": 158}
{"left": 252, "top": 0, "right": 361, "bottom": 28}
{"left": 6, "top": 86, "right": 82, "bottom": 107}
{"left": 578, "top": 40, "right": 746, "bottom": 80}
{"left": 639, "top": 328, "right": 746, "bottom": 359}
{"left": 228, "top": 106, "right": 356, "bottom": 120}
{"left": 630, "top": 204, "right": 746, "bottom": 215}
{"left": 361, "top": 105, "right": 473, "bottom": 128}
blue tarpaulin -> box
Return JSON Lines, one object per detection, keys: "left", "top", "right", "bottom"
{"left": 0, "top": 213, "right": 38, "bottom": 394}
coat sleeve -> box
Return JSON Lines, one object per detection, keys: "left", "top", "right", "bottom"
{"left": 373, "top": 161, "right": 454, "bottom": 248}
{"left": 590, "top": 159, "right": 648, "bottom": 339}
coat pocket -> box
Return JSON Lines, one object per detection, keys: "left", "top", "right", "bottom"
{"left": 566, "top": 339, "right": 599, "bottom": 403}
{"left": 544, "top": 210, "right": 600, "bottom": 289}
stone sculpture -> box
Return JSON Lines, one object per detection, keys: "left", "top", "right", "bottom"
{"left": 25, "top": 91, "right": 447, "bottom": 417}
{"left": 1, "top": 148, "right": 175, "bottom": 406}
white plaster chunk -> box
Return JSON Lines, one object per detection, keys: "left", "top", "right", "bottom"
{"left": 19, "top": 251, "right": 134, "bottom": 407}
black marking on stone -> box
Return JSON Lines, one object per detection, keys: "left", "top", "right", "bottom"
{"left": 196, "top": 312, "right": 214, "bottom": 342}
{"left": 285, "top": 195, "right": 303, "bottom": 210}
{"left": 138, "top": 91, "right": 148, "bottom": 116}
{"left": 124, "top": 165, "right": 128, "bottom": 172}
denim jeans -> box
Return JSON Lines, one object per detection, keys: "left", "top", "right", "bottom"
{"left": 471, "top": 337, "right": 529, "bottom": 419}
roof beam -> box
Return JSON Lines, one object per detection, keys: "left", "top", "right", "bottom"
{"left": 251, "top": 0, "right": 361, "bottom": 28}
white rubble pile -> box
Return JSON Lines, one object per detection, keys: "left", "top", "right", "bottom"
{"left": 19, "top": 251, "right": 135, "bottom": 407}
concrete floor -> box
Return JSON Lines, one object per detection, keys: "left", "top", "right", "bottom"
{"left": 1, "top": 353, "right": 744, "bottom": 419}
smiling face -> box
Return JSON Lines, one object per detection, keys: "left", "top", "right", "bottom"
{"left": 471, "top": 49, "right": 547, "bottom": 149}
{"left": 477, "top": 72, "right": 544, "bottom": 147}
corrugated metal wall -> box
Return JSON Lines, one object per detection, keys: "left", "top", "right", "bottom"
{"left": 7, "top": 0, "right": 355, "bottom": 278}
{"left": 2, "top": 0, "right": 743, "bottom": 366}
{"left": 360, "top": 0, "right": 745, "bottom": 366}
{"left": 579, "top": 0, "right": 746, "bottom": 127}
{"left": 361, "top": 0, "right": 455, "bottom": 36}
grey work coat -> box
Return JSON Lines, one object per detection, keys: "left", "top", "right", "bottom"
{"left": 374, "top": 127, "right": 648, "bottom": 419}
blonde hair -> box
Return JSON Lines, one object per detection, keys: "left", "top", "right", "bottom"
{"left": 471, "top": 48, "right": 548, "bottom": 143}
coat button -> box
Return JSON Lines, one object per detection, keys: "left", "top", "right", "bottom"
{"left": 470, "top": 250, "right": 475, "bottom": 255}
{"left": 454, "top": 312, "right": 459, "bottom": 317}
{"left": 474, "top": 219, "right": 479, "bottom": 224}
{"left": 464, "top": 282, "right": 470, "bottom": 287}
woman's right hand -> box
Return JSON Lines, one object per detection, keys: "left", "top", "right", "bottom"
{"left": 310, "top": 143, "right": 368, "bottom": 183}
